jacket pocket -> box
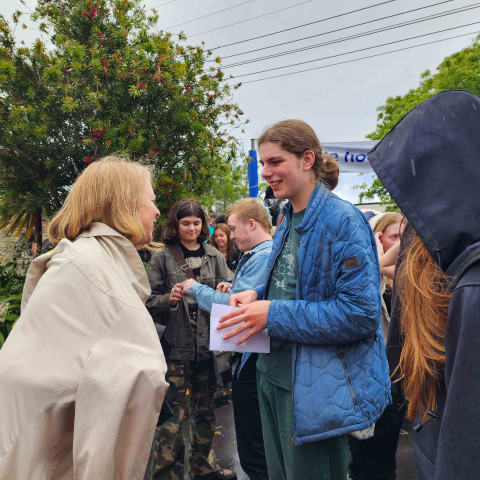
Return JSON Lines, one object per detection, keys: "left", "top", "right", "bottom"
{"left": 337, "top": 351, "right": 359, "bottom": 408}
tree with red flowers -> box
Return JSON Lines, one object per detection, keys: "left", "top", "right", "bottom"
{"left": 0, "top": 0, "right": 246, "bottom": 240}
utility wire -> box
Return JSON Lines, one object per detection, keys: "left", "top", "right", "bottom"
{"left": 223, "top": 4, "right": 479, "bottom": 68}
{"left": 218, "top": 0, "right": 456, "bottom": 60}
{"left": 150, "top": 0, "right": 176, "bottom": 8}
{"left": 165, "top": 0, "right": 254, "bottom": 30}
{"left": 230, "top": 21, "right": 480, "bottom": 79}
{"left": 233, "top": 30, "right": 478, "bottom": 85}
{"left": 189, "top": 0, "right": 314, "bottom": 38}
{"left": 211, "top": 0, "right": 397, "bottom": 50}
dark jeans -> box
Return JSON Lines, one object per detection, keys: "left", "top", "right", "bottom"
{"left": 348, "top": 392, "right": 407, "bottom": 480}
{"left": 232, "top": 354, "right": 268, "bottom": 480}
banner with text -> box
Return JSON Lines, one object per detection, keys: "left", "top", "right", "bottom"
{"left": 323, "top": 141, "right": 377, "bottom": 173}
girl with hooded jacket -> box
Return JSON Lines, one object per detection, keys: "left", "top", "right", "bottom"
{"left": 368, "top": 90, "right": 480, "bottom": 479}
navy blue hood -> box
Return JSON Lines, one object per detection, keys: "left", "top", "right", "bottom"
{"left": 368, "top": 90, "right": 480, "bottom": 271}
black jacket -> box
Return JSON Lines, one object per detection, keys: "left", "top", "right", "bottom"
{"left": 369, "top": 90, "right": 480, "bottom": 480}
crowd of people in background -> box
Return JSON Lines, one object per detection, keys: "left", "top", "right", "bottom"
{"left": 0, "top": 90, "right": 479, "bottom": 480}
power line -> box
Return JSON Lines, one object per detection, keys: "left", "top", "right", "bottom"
{"left": 218, "top": 0, "right": 456, "bottom": 60}
{"left": 232, "top": 30, "right": 478, "bottom": 85}
{"left": 230, "top": 21, "right": 480, "bottom": 79}
{"left": 222, "top": 4, "right": 479, "bottom": 68}
{"left": 150, "top": 0, "right": 177, "bottom": 8}
{"left": 189, "top": 0, "right": 314, "bottom": 38}
{"left": 165, "top": 0, "right": 254, "bottom": 30}
{"left": 211, "top": 0, "right": 397, "bottom": 50}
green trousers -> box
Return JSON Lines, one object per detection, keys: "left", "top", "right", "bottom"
{"left": 257, "top": 371, "right": 349, "bottom": 480}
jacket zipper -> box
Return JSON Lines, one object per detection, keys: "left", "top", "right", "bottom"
{"left": 290, "top": 342, "right": 299, "bottom": 445}
{"left": 265, "top": 213, "right": 290, "bottom": 295}
{"left": 270, "top": 212, "right": 297, "bottom": 444}
{"left": 337, "top": 351, "right": 359, "bottom": 407}
{"left": 290, "top": 218, "right": 304, "bottom": 446}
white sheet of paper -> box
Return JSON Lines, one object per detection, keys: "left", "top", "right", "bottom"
{"left": 210, "top": 303, "right": 270, "bottom": 353}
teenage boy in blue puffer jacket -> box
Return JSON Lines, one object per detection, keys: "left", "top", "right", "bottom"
{"left": 218, "top": 120, "right": 391, "bottom": 480}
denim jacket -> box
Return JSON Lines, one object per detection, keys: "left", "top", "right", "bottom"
{"left": 189, "top": 240, "right": 273, "bottom": 311}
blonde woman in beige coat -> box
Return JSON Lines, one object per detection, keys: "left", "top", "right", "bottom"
{"left": 0, "top": 157, "right": 168, "bottom": 479}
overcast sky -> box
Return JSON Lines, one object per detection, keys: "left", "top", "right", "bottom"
{"left": 5, "top": 0, "right": 479, "bottom": 202}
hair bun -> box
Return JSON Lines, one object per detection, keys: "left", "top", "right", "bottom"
{"left": 320, "top": 153, "right": 339, "bottom": 191}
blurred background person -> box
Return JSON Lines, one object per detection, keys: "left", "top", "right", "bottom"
{"left": 137, "top": 241, "right": 163, "bottom": 265}
{"left": 348, "top": 212, "right": 406, "bottom": 480}
{"left": 210, "top": 223, "right": 241, "bottom": 272}
{"left": 207, "top": 214, "right": 218, "bottom": 238}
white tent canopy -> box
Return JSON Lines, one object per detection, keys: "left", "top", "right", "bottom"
{"left": 323, "top": 141, "right": 377, "bottom": 173}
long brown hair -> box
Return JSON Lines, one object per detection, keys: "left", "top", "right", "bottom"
{"left": 210, "top": 223, "right": 235, "bottom": 257}
{"left": 395, "top": 231, "right": 452, "bottom": 420}
{"left": 257, "top": 119, "right": 339, "bottom": 191}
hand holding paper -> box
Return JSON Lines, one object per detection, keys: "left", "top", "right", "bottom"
{"left": 210, "top": 303, "right": 270, "bottom": 353}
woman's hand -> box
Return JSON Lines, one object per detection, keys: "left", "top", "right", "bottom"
{"left": 228, "top": 289, "right": 258, "bottom": 307}
{"left": 216, "top": 282, "right": 232, "bottom": 293}
{"left": 374, "top": 232, "right": 385, "bottom": 259}
{"left": 379, "top": 240, "right": 401, "bottom": 279}
{"left": 217, "top": 300, "right": 270, "bottom": 344}
{"left": 169, "top": 283, "right": 183, "bottom": 305}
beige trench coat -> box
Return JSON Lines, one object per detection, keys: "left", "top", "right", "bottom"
{"left": 0, "top": 223, "right": 168, "bottom": 479}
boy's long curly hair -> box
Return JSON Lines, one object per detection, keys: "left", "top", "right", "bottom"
{"left": 395, "top": 231, "right": 452, "bottom": 420}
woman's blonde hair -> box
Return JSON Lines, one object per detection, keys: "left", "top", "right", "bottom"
{"left": 372, "top": 212, "right": 403, "bottom": 235}
{"left": 395, "top": 231, "right": 451, "bottom": 421}
{"left": 49, "top": 156, "right": 152, "bottom": 246}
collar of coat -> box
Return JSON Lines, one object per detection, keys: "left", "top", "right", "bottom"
{"left": 22, "top": 222, "right": 151, "bottom": 310}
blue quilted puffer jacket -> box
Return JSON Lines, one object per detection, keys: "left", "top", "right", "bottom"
{"left": 258, "top": 183, "right": 391, "bottom": 445}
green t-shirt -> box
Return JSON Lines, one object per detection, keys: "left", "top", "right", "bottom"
{"left": 257, "top": 209, "right": 305, "bottom": 391}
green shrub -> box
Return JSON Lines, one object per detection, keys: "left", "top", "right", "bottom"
{"left": 0, "top": 261, "right": 25, "bottom": 348}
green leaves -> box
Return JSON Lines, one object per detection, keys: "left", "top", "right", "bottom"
{"left": 0, "top": 0, "right": 247, "bottom": 236}
{"left": 358, "top": 34, "right": 480, "bottom": 205}
{"left": 369, "top": 35, "right": 480, "bottom": 140}
{"left": 0, "top": 261, "right": 24, "bottom": 348}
